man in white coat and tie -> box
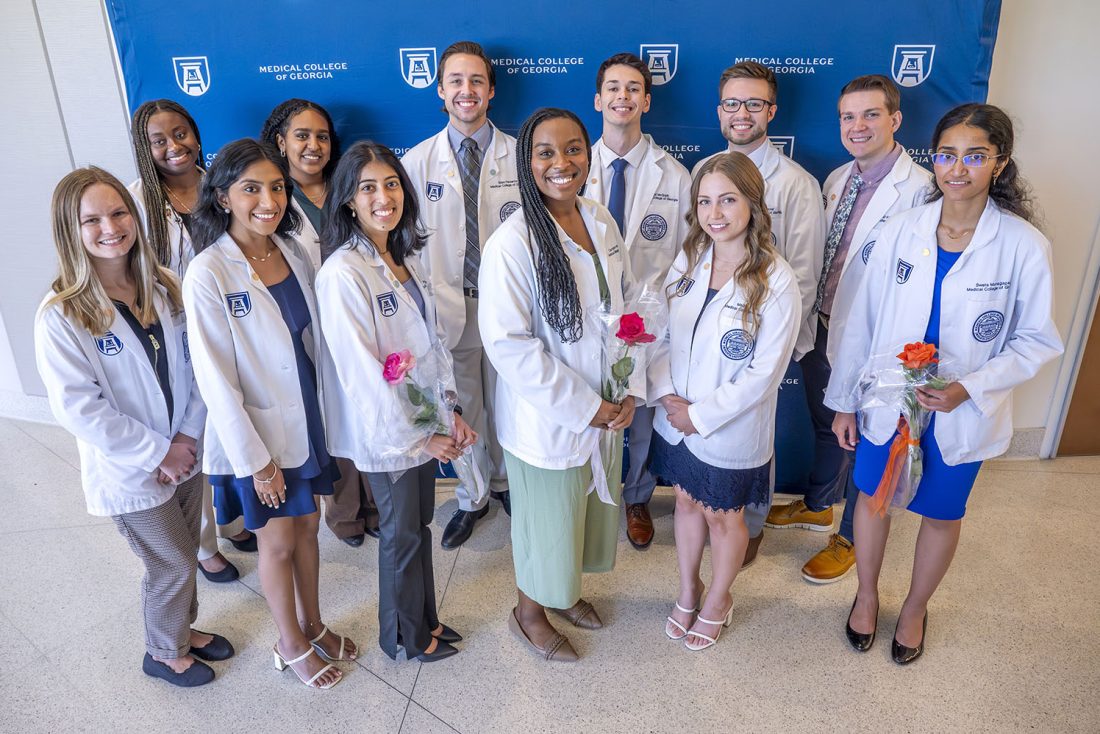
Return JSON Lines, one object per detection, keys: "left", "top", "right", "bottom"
{"left": 587, "top": 52, "right": 691, "bottom": 549}
{"left": 402, "top": 41, "right": 520, "bottom": 548}
{"left": 693, "top": 60, "right": 826, "bottom": 567}
{"left": 765, "top": 74, "right": 932, "bottom": 582}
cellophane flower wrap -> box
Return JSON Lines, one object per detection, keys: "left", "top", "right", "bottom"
{"left": 379, "top": 342, "right": 488, "bottom": 501}
{"left": 587, "top": 286, "right": 664, "bottom": 505}
{"left": 856, "top": 342, "right": 951, "bottom": 516}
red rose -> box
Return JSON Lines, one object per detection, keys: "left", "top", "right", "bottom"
{"left": 616, "top": 312, "right": 656, "bottom": 346}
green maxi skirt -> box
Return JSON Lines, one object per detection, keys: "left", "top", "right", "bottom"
{"left": 503, "top": 431, "right": 624, "bottom": 609}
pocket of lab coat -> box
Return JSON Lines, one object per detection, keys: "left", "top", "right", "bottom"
{"left": 243, "top": 404, "right": 287, "bottom": 464}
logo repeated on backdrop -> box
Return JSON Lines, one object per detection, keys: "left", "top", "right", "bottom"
{"left": 425, "top": 182, "right": 444, "bottom": 201}
{"left": 639, "top": 44, "right": 678, "bottom": 85}
{"left": 972, "top": 310, "right": 1005, "bottom": 342}
{"left": 895, "top": 259, "right": 914, "bottom": 284}
{"left": 377, "top": 291, "right": 399, "bottom": 316}
{"left": 720, "top": 329, "right": 755, "bottom": 360}
{"left": 96, "top": 332, "right": 124, "bottom": 356}
{"left": 892, "top": 45, "right": 935, "bottom": 87}
{"left": 499, "top": 201, "right": 521, "bottom": 222}
{"left": 399, "top": 48, "right": 437, "bottom": 89}
{"left": 640, "top": 214, "right": 668, "bottom": 241}
{"left": 226, "top": 292, "right": 252, "bottom": 317}
{"left": 172, "top": 56, "right": 210, "bottom": 96}
{"left": 861, "top": 240, "right": 876, "bottom": 265}
{"left": 768, "top": 136, "right": 795, "bottom": 158}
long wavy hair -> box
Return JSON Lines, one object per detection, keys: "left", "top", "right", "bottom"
{"left": 516, "top": 107, "right": 592, "bottom": 344}
{"left": 130, "top": 99, "right": 205, "bottom": 268}
{"left": 926, "top": 103, "right": 1038, "bottom": 225}
{"left": 46, "top": 166, "right": 182, "bottom": 335}
{"left": 320, "top": 141, "right": 427, "bottom": 264}
{"left": 190, "top": 139, "right": 302, "bottom": 252}
{"left": 674, "top": 152, "right": 777, "bottom": 338}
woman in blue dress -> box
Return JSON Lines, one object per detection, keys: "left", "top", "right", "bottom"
{"left": 183, "top": 139, "right": 356, "bottom": 689}
{"left": 825, "top": 105, "right": 1062, "bottom": 664}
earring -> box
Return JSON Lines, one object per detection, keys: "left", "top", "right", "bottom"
{"left": 223, "top": 207, "right": 230, "bottom": 214}
{"left": 280, "top": 149, "right": 286, "bottom": 158}
{"left": 351, "top": 211, "right": 357, "bottom": 218}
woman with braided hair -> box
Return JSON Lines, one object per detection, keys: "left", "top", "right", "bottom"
{"left": 128, "top": 99, "right": 257, "bottom": 581}
{"left": 479, "top": 108, "right": 641, "bottom": 662}
{"left": 260, "top": 99, "right": 341, "bottom": 271}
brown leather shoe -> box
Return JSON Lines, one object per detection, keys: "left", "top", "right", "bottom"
{"left": 625, "top": 503, "right": 654, "bottom": 549}
{"left": 508, "top": 608, "right": 578, "bottom": 662}
{"left": 549, "top": 598, "right": 603, "bottom": 629}
{"left": 741, "top": 530, "right": 764, "bottom": 570}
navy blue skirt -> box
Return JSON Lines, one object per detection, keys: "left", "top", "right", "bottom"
{"left": 651, "top": 432, "right": 770, "bottom": 513}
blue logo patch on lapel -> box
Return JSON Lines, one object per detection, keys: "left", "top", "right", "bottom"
{"left": 226, "top": 292, "right": 252, "bottom": 317}
{"left": 895, "top": 258, "right": 914, "bottom": 284}
{"left": 425, "top": 182, "right": 444, "bottom": 201}
{"left": 674, "top": 276, "right": 695, "bottom": 297}
{"left": 720, "top": 329, "right": 754, "bottom": 360}
{"left": 377, "top": 291, "right": 399, "bottom": 316}
{"left": 95, "top": 331, "right": 124, "bottom": 356}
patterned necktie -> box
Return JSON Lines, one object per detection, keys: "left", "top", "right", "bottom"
{"left": 814, "top": 173, "right": 864, "bottom": 314}
{"left": 608, "top": 158, "right": 628, "bottom": 235}
{"left": 459, "top": 137, "right": 482, "bottom": 290}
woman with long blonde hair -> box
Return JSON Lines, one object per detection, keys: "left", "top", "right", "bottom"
{"left": 649, "top": 152, "right": 801, "bottom": 650}
{"left": 35, "top": 166, "right": 234, "bottom": 686}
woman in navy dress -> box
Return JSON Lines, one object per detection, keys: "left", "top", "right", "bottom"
{"left": 184, "top": 139, "right": 356, "bottom": 689}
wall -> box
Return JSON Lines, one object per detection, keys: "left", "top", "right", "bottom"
{"left": 2, "top": 0, "right": 1098, "bottom": 458}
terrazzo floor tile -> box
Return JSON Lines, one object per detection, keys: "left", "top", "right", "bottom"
{"left": 399, "top": 701, "right": 461, "bottom": 734}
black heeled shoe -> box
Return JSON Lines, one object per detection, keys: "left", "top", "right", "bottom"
{"left": 845, "top": 597, "right": 877, "bottom": 652}
{"left": 892, "top": 612, "right": 928, "bottom": 665}
{"left": 415, "top": 640, "right": 459, "bottom": 663}
{"left": 432, "top": 624, "right": 463, "bottom": 643}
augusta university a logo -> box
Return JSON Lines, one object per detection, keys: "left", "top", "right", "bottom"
{"left": 892, "top": 45, "right": 935, "bottom": 87}
{"left": 400, "top": 48, "right": 437, "bottom": 89}
{"left": 640, "top": 44, "right": 678, "bottom": 85}
{"left": 769, "top": 136, "right": 795, "bottom": 158}
{"left": 173, "top": 56, "right": 210, "bottom": 96}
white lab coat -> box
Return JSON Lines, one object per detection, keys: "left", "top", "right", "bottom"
{"left": 478, "top": 197, "right": 643, "bottom": 469}
{"left": 317, "top": 239, "right": 451, "bottom": 473}
{"left": 825, "top": 199, "right": 1064, "bottom": 464}
{"left": 34, "top": 286, "right": 206, "bottom": 516}
{"left": 128, "top": 178, "right": 194, "bottom": 279}
{"left": 182, "top": 232, "right": 323, "bottom": 477}
{"left": 587, "top": 135, "right": 692, "bottom": 293}
{"left": 402, "top": 125, "right": 520, "bottom": 348}
{"left": 821, "top": 150, "right": 932, "bottom": 364}
{"left": 648, "top": 248, "right": 801, "bottom": 469}
{"left": 288, "top": 196, "right": 323, "bottom": 272}
{"left": 694, "top": 143, "right": 825, "bottom": 360}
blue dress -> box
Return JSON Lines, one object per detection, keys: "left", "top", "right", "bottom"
{"left": 211, "top": 271, "right": 336, "bottom": 530}
{"left": 853, "top": 246, "right": 983, "bottom": 521}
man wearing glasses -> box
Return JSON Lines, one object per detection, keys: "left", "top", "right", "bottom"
{"left": 766, "top": 74, "right": 932, "bottom": 583}
{"left": 693, "top": 60, "right": 825, "bottom": 568}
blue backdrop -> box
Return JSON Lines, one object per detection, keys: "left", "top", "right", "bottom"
{"left": 106, "top": 0, "right": 1001, "bottom": 489}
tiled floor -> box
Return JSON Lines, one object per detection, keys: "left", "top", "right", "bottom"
{"left": 1, "top": 416, "right": 1097, "bottom": 733}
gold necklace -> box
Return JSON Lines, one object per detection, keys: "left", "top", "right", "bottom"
{"left": 304, "top": 182, "right": 327, "bottom": 207}
{"left": 937, "top": 222, "right": 975, "bottom": 240}
{"left": 163, "top": 184, "right": 195, "bottom": 214}
{"left": 245, "top": 242, "right": 278, "bottom": 263}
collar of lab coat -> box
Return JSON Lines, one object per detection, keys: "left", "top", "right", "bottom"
{"left": 551, "top": 197, "right": 613, "bottom": 266}
{"left": 105, "top": 284, "right": 179, "bottom": 384}
{"left": 433, "top": 121, "right": 509, "bottom": 165}
{"left": 910, "top": 197, "right": 1003, "bottom": 263}
{"left": 354, "top": 237, "right": 434, "bottom": 320}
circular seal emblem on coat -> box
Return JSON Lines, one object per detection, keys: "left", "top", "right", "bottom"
{"left": 861, "top": 240, "right": 876, "bottom": 264}
{"left": 720, "top": 329, "right": 755, "bottom": 360}
{"left": 640, "top": 214, "right": 668, "bottom": 241}
{"left": 972, "top": 310, "right": 1005, "bottom": 342}
{"left": 499, "top": 201, "right": 521, "bottom": 222}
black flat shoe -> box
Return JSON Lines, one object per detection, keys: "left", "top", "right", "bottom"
{"left": 432, "top": 624, "right": 463, "bottom": 643}
{"left": 198, "top": 560, "right": 239, "bottom": 583}
{"left": 892, "top": 612, "right": 928, "bottom": 665}
{"left": 492, "top": 490, "right": 511, "bottom": 517}
{"left": 415, "top": 640, "right": 459, "bottom": 663}
{"left": 845, "top": 597, "right": 877, "bottom": 652}
{"left": 142, "top": 653, "right": 215, "bottom": 687}
{"left": 364, "top": 526, "right": 381, "bottom": 539}
{"left": 228, "top": 532, "right": 257, "bottom": 553}
{"left": 440, "top": 505, "right": 488, "bottom": 549}
{"left": 342, "top": 534, "right": 365, "bottom": 547}
{"left": 190, "top": 632, "right": 235, "bottom": 661}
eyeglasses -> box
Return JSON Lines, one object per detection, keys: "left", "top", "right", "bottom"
{"left": 931, "top": 152, "right": 1004, "bottom": 168}
{"left": 719, "top": 97, "right": 773, "bottom": 113}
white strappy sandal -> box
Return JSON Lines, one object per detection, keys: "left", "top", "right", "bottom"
{"left": 273, "top": 644, "right": 342, "bottom": 689}
{"left": 683, "top": 605, "right": 734, "bottom": 651}
{"left": 665, "top": 589, "right": 704, "bottom": 640}
{"left": 309, "top": 625, "right": 357, "bottom": 661}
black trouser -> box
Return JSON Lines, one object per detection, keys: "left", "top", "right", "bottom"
{"left": 800, "top": 317, "right": 854, "bottom": 513}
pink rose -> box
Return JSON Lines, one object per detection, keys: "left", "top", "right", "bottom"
{"left": 615, "top": 312, "right": 656, "bottom": 346}
{"left": 382, "top": 349, "right": 416, "bottom": 384}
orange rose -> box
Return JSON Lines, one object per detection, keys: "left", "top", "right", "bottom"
{"left": 896, "top": 341, "right": 939, "bottom": 370}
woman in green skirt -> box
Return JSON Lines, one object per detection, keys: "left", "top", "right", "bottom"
{"left": 479, "top": 108, "right": 641, "bottom": 662}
